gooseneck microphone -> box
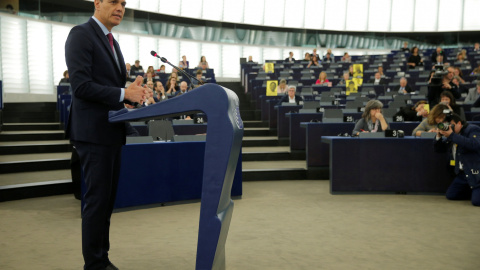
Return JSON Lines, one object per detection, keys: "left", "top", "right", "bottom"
{"left": 150, "top": 50, "right": 204, "bottom": 90}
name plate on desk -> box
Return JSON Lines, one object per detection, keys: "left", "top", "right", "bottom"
{"left": 385, "top": 129, "right": 401, "bottom": 137}
{"left": 393, "top": 115, "right": 404, "bottom": 122}
{"left": 359, "top": 132, "right": 385, "bottom": 138}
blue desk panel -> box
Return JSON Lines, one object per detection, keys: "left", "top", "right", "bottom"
{"left": 321, "top": 136, "right": 451, "bottom": 194}
{"left": 114, "top": 142, "right": 242, "bottom": 209}
{"left": 305, "top": 122, "right": 428, "bottom": 167}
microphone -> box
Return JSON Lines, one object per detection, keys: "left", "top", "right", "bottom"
{"left": 150, "top": 50, "right": 204, "bottom": 90}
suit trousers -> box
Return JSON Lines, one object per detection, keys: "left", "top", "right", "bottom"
{"left": 74, "top": 141, "right": 123, "bottom": 270}
{"left": 446, "top": 171, "right": 480, "bottom": 206}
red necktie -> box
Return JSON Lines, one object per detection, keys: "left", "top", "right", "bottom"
{"left": 107, "top": 33, "right": 114, "bottom": 52}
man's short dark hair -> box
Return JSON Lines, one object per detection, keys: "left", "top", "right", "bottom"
{"left": 449, "top": 113, "right": 465, "bottom": 125}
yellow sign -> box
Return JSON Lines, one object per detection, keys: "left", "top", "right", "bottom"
{"left": 353, "top": 64, "right": 363, "bottom": 78}
{"left": 424, "top": 104, "right": 430, "bottom": 114}
{"left": 346, "top": 80, "right": 358, "bottom": 95}
{"left": 265, "top": 63, "right": 275, "bottom": 73}
{"left": 266, "top": 80, "right": 278, "bottom": 96}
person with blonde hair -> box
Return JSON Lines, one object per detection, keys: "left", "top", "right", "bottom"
{"left": 315, "top": 71, "right": 330, "bottom": 85}
{"left": 412, "top": 104, "right": 449, "bottom": 136}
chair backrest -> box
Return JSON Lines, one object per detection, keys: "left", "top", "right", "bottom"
{"left": 345, "top": 101, "right": 363, "bottom": 109}
{"left": 322, "top": 109, "right": 344, "bottom": 123}
{"left": 302, "top": 101, "right": 320, "bottom": 109}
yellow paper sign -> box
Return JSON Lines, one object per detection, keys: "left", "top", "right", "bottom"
{"left": 266, "top": 80, "right": 278, "bottom": 96}
{"left": 264, "top": 63, "right": 275, "bottom": 73}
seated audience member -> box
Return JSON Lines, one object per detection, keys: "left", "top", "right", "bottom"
{"left": 175, "top": 81, "right": 189, "bottom": 96}
{"left": 311, "top": 48, "right": 320, "bottom": 59}
{"left": 131, "top": 60, "right": 143, "bottom": 73}
{"left": 323, "top": 53, "right": 334, "bottom": 63}
{"left": 146, "top": 66, "right": 155, "bottom": 74}
{"left": 427, "top": 70, "right": 436, "bottom": 83}
{"left": 394, "top": 100, "right": 429, "bottom": 122}
{"left": 277, "top": 79, "right": 288, "bottom": 94}
{"left": 353, "top": 100, "right": 389, "bottom": 136}
{"left": 394, "top": 77, "right": 413, "bottom": 94}
{"left": 315, "top": 71, "right": 330, "bottom": 85}
{"left": 432, "top": 55, "right": 447, "bottom": 70}
{"left": 326, "top": 48, "right": 335, "bottom": 58}
{"left": 474, "top": 42, "right": 480, "bottom": 51}
{"left": 430, "top": 47, "right": 444, "bottom": 63}
{"left": 248, "top": 56, "right": 254, "bottom": 63}
{"left": 143, "top": 87, "right": 156, "bottom": 106}
{"left": 368, "top": 72, "right": 387, "bottom": 85}
{"left": 285, "top": 52, "right": 295, "bottom": 62}
{"left": 348, "top": 65, "right": 354, "bottom": 77}
{"left": 434, "top": 113, "right": 480, "bottom": 207}
{"left": 400, "top": 41, "right": 410, "bottom": 53}
{"left": 143, "top": 71, "right": 155, "bottom": 84}
{"left": 59, "top": 70, "right": 69, "bottom": 84}
{"left": 407, "top": 46, "right": 423, "bottom": 69}
{"left": 179, "top": 55, "right": 189, "bottom": 70}
{"left": 303, "top": 52, "right": 311, "bottom": 61}
{"left": 194, "top": 69, "right": 204, "bottom": 88}
{"left": 441, "top": 67, "right": 462, "bottom": 97}
{"left": 277, "top": 85, "right": 303, "bottom": 105}
{"left": 337, "top": 72, "right": 350, "bottom": 86}
{"left": 378, "top": 66, "right": 385, "bottom": 77}
{"left": 341, "top": 52, "right": 351, "bottom": 62}
{"left": 166, "top": 77, "right": 179, "bottom": 95}
{"left": 453, "top": 67, "right": 466, "bottom": 84}
{"left": 158, "top": 65, "right": 166, "bottom": 73}
{"left": 125, "top": 63, "right": 133, "bottom": 78}
{"left": 472, "top": 64, "right": 480, "bottom": 75}
{"left": 412, "top": 104, "right": 449, "bottom": 136}
{"left": 145, "top": 80, "right": 154, "bottom": 91}
{"left": 465, "top": 81, "right": 480, "bottom": 103}
{"left": 154, "top": 81, "right": 167, "bottom": 102}
{"left": 198, "top": 56, "right": 209, "bottom": 69}
{"left": 307, "top": 55, "right": 320, "bottom": 68}
{"left": 439, "top": 91, "right": 465, "bottom": 120}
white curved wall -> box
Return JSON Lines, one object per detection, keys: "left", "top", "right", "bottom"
{"left": 86, "top": 0, "right": 480, "bottom": 32}
{"left": 0, "top": 13, "right": 391, "bottom": 97}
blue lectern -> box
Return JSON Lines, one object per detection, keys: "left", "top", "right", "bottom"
{"left": 109, "top": 84, "right": 243, "bottom": 270}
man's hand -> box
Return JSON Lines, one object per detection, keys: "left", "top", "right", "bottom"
{"left": 125, "top": 76, "right": 147, "bottom": 104}
{"left": 438, "top": 125, "right": 453, "bottom": 137}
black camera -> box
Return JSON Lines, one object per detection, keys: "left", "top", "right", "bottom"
{"left": 437, "top": 109, "right": 453, "bottom": 130}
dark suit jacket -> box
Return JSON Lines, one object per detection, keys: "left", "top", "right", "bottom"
{"left": 65, "top": 17, "right": 128, "bottom": 145}
{"left": 284, "top": 57, "right": 295, "bottom": 62}
{"left": 277, "top": 95, "right": 303, "bottom": 105}
{"left": 394, "top": 84, "right": 413, "bottom": 93}
{"left": 367, "top": 78, "right": 387, "bottom": 85}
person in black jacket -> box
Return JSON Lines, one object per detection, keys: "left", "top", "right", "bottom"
{"left": 277, "top": 85, "right": 303, "bottom": 105}
{"left": 394, "top": 100, "right": 428, "bottom": 122}
{"left": 434, "top": 113, "right": 480, "bottom": 206}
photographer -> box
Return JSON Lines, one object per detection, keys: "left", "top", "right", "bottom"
{"left": 428, "top": 67, "right": 461, "bottom": 107}
{"left": 434, "top": 113, "right": 480, "bottom": 206}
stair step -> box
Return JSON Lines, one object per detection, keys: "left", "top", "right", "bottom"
{"left": 0, "top": 140, "right": 72, "bottom": 155}
{"left": 2, "top": 122, "right": 62, "bottom": 131}
{"left": 242, "top": 161, "right": 307, "bottom": 181}
{"left": 243, "top": 121, "right": 268, "bottom": 128}
{"left": 242, "top": 136, "right": 289, "bottom": 147}
{"left": 0, "top": 169, "right": 71, "bottom": 187}
{"left": 243, "top": 127, "right": 275, "bottom": 136}
{"left": 0, "top": 180, "right": 73, "bottom": 202}
{"left": 0, "top": 152, "right": 71, "bottom": 174}
{"left": 0, "top": 130, "right": 65, "bottom": 141}
{"left": 242, "top": 146, "right": 305, "bottom": 161}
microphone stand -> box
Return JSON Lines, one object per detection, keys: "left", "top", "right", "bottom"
{"left": 151, "top": 51, "right": 204, "bottom": 91}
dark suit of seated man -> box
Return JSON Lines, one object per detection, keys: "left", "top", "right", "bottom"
{"left": 65, "top": 0, "right": 147, "bottom": 269}
{"left": 367, "top": 72, "right": 387, "bottom": 85}
{"left": 393, "top": 77, "right": 413, "bottom": 94}
{"left": 277, "top": 85, "right": 303, "bottom": 105}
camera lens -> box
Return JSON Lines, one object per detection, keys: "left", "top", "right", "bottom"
{"left": 437, "top": 122, "right": 449, "bottom": 131}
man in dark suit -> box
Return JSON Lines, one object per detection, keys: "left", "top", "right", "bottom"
{"left": 65, "top": 0, "right": 146, "bottom": 269}
{"left": 277, "top": 85, "right": 303, "bottom": 105}
{"left": 130, "top": 59, "right": 143, "bottom": 74}
{"left": 394, "top": 77, "right": 413, "bottom": 94}
{"left": 367, "top": 72, "right": 387, "bottom": 85}
{"left": 284, "top": 51, "right": 295, "bottom": 62}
